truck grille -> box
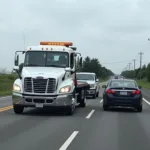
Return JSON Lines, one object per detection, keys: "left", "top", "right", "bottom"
{"left": 24, "top": 77, "right": 56, "bottom": 93}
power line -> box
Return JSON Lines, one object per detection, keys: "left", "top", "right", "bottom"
{"left": 101, "top": 60, "right": 132, "bottom": 64}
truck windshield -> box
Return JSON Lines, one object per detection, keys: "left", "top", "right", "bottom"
{"left": 24, "top": 51, "right": 69, "bottom": 68}
{"left": 76, "top": 74, "right": 95, "bottom": 80}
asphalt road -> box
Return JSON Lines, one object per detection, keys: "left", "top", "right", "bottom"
{"left": 1, "top": 88, "right": 150, "bottom": 150}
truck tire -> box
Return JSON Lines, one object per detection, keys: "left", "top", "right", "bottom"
{"left": 80, "top": 97, "right": 86, "bottom": 107}
{"left": 80, "top": 90, "right": 86, "bottom": 107}
{"left": 92, "top": 89, "right": 96, "bottom": 99}
{"left": 96, "top": 91, "right": 99, "bottom": 97}
{"left": 13, "top": 105, "right": 24, "bottom": 114}
{"left": 93, "top": 93, "right": 96, "bottom": 99}
{"left": 66, "top": 105, "right": 75, "bottom": 116}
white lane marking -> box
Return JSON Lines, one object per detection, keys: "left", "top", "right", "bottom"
{"left": 143, "top": 98, "right": 150, "bottom": 105}
{"left": 0, "top": 96, "right": 11, "bottom": 100}
{"left": 59, "top": 131, "right": 79, "bottom": 150}
{"left": 86, "top": 109, "right": 95, "bottom": 119}
{"left": 100, "top": 99, "right": 103, "bottom": 103}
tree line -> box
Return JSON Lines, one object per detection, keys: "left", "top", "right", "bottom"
{"left": 78, "top": 56, "right": 114, "bottom": 78}
{"left": 121, "top": 63, "right": 150, "bottom": 82}
{"left": 0, "top": 56, "right": 114, "bottom": 79}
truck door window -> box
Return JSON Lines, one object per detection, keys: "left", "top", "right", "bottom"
{"left": 70, "top": 53, "right": 74, "bottom": 69}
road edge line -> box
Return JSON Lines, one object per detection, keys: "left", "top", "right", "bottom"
{"left": 143, "top": 98, "right": 150, "bottom": 105}
{"left": 0, "top": 96, "right": 11, "bottom": 100}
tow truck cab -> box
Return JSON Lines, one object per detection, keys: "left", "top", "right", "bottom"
{"left": 12, "top": 41, "right": 90, "bottom": 115}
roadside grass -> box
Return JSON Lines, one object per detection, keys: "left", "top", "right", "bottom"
{"left": 0, "top": 74, "right": 110, "bottom": 96}
{"left": 136, "top": 79, "right": 150, "bottom": 89}
{"left": 0, "top": 74, "right": 18, "bottom": 96}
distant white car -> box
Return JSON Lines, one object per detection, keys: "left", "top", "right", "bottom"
{"left": 76, "top": 72, "right": 100, "bottom": 98}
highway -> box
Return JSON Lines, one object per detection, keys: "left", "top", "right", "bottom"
{"left": 1, "top": 88, "right": 150, "bottom": 150}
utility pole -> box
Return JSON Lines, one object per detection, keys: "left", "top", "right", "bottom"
{"left": 138, "top": 52, "right": 144, "bottom": 79}
{"left": 129, "top": 63, "right": 131, "bottom": 71}
{"left": 132, "top": 59, "right": 136, "bottom": 78}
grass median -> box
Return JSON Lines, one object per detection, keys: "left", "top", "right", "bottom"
{"left": 0, "top": 74, "right": 18, "bottom": 96}
{"left": 136, "top": 79, "right": 150, "bottom": 89}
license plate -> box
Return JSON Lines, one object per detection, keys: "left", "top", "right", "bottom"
{"left": 120, "top": 91, "right": 127, "bottom": 95}
{"left": 35, "top": 103, "right": 43, "bottom": 108}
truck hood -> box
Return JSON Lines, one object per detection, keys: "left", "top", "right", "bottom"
{"left": 77, "top": 80, "right": 95, "bottom": 85}
{"left": 22, "top": 67, "right": 66, "bottom": 79}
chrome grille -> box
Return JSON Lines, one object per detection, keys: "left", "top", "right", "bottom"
{"left": 24, "top": 77, "right": 56, "bottom": 93}
{"left": 47, "top": 78, "right": 56, "bottom": 93}
{"left": 33, "top": 78, "right": 47, "bottom": 93}
{"left": 24, "top": 78, "right": 32, "bottom": 93}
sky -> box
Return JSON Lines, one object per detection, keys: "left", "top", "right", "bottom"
{"left": 0, "top": 0, "right": 150, "bottom": 74}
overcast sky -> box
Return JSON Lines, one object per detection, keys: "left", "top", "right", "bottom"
{"left": 0, "top": 0, "right": 150, "bottom": 74}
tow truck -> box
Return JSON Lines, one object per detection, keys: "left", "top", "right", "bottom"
{"left": 12, "top": 41, "right": 90, "bottom": 115}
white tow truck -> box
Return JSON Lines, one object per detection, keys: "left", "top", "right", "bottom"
{"left": 76, "top": 72, "right": 100, "bottom": 98}
{"left": 12, "top": 41, "right": 90, "bottom": 115}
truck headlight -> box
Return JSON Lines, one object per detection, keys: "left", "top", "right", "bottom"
{"left": 59, "top": 86, "right": 71, "bottom": 93}
{"left": 13, "top": 84, "right": 21, "bottom": 92}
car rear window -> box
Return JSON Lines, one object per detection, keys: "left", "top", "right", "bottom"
{"left": 110, "top": 80, "right": 137, "bottom": 88}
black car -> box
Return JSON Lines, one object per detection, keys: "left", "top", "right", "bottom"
{"left": 102, "top": 79, "right": 142, "bottom": 112}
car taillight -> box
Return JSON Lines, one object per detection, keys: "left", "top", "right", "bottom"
{"left": 106, "top": 89, "right": 116, "bottom": 94}
{"left": 132, "top": 90, "right": 141, "bottom": 94}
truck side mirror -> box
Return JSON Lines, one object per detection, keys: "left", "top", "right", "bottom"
{"left": 65, "top": 67, "right": 72, "bottom": 72}
{"left": 13, "top": 66, "right": 19, "bottom": 70}
{"left": 96, "top": 79, "right": 99, "bottom": 82}
{"left": 80, "top": 57, "right": 82, "bottom": 66}
{"left": 14, "top": 54, "right": 19, "bottom": 66}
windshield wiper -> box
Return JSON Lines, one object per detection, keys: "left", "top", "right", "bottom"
{"left": 25, "top": 64, "right": 39, "bottom": 66}
{"left": 46, "top": 64, "right": 62, "bottom": 67}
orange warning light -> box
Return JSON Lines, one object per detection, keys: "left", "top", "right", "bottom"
{"left": 40, "top": 42, "right": 73, "bottom": 46}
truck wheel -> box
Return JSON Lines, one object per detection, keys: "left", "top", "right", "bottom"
{"left": 80, "top": 97, "right": 86, "bottom": 107}
{"left": 13, "top": 105, "right": 24, "bottom": 114}
{"left": 80, "top": 90, "right": 86, "bottom": 107}
{"left": 93, "top": 94, "right": 96, "bottom": 99}
{"left": 66, "top": 105, "right": 75, "bottom": 116}
{"left": 96, "top": 91, "right": 99, "bottom": 97}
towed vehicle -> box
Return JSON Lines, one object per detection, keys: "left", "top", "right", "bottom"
{"left": 102, "top": 79, "right": 142, "bottom": 112}
{"left": 12, "top": 41, "right": 90, "bottom": 115}
{"left": 76, "top": 72, "right": 100, "bottom": 98}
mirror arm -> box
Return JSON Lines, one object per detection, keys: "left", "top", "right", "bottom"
{"left": 62, "top": 72, "right": 67, "bottom": 81}
{"left": 14, "top": 69, "right": 22, "bottom": 79}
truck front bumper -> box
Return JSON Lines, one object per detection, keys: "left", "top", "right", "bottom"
{"left": 86, "top": 88, "right": 96, "bottom": 96}
{"left": 12, "top": 92, "right": 75, "bottom": 108}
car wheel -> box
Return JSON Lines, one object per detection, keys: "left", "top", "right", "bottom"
{"left": 137, "top": 105, "right": 142, "bottom": 112}
{"left": 13, "top": 105, "right": 24, "bottom": 114}
{"left": 103, "top": 103, "right": 109, "bottom": 111}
